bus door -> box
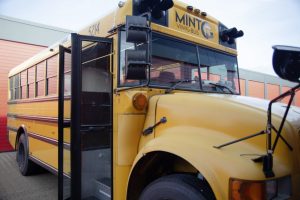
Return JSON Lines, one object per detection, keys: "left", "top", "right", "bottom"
{"left": 58, "top": 34, "right": 113, "bottom": 200}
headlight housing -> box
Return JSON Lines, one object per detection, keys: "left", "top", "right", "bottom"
{"left": 229, "top": 176, "right": 291, "bottom": 200}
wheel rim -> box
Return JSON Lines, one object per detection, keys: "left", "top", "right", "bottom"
{"left": 17, "top": 143, "right": 25, "bottom": 169}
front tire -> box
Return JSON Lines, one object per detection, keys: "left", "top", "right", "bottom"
{"left": 16, "top": 134, "right": 38, "bottom": 175}
{"left": 139, "top": 174, "right": 210, "bottom": 200}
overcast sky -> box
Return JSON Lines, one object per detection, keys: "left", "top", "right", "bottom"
{"left": 0, "top": 0, "right": 300, "bottom": 75}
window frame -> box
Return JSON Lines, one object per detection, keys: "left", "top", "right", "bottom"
{"left": 35, "top": 61, "right": 46, "bottom": 97}
{"left": 8, "top": 53, "right": 60, "bottom": 101}
{"left": 20, "top": 69, "right": 28, "bottom": 99}
{"left": 27, "top": 66, "right": 36, "bottom": 99}
{"left": 46, "top": 54, "right": 59, "bottom": 96}
{"left": 63, "top": 51, "right": 72, "bottom": 96}
{"left": 118, "top": 30, "right": 241, "bottom": 95}
{"left": 9, "top": 76, "right": 15, "bottom": 100}
{"left": 13, "top": 74, "right": 21, "bottom": 100}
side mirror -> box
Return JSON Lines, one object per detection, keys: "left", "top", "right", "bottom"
{"left": 125, "top": 50, "right": 148, "bottom": 79}
{"left": 126, "top": 15, "right": 149, "bottom": 43}
{"left": 125, "top": 15, "right": 151, "bottom": 80}
{"left": 272, "top": 45, "right": 300, "bottom": 83}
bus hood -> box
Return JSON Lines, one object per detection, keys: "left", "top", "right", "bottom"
{"left": 225, "top": 94, "right": 300, "bottom": 128}
{"left": 149, "top": 92, "right": 300, "bottom": 179}
{"left": 154, "top": 93, "right": 300, "bottom": 138}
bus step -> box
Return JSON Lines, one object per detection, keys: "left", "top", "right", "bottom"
{"left": 94, "top": 179, "right": 111, "bottom": 200}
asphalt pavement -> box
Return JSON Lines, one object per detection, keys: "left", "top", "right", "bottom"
{"left": 0, "top": 152, "right": 57, "bottom": 200}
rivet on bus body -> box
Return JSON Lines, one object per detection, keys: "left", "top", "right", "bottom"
{"left": 187, "top": 6, "right": 193, "bottom": 11}
{"left": 118, "top": 1, "right": 125, "bottom": 8}
{"left": 201, "top": 12, "right": 207, "bottom": 17}
{"left": 194, "top": 9, "right": 200, "bottom": 15}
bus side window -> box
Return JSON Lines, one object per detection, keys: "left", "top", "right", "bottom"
{"left": 28, "top": 67, "right": 35, "bottom": 99}
{"left": 21, "top": 70, "right": 27, "bottom": 99}
{"left": 9, "top": 76, "right": 14, "bottom": 100}
{"left": 46, "top": 55, "right": 58, "bottom": 96}
{"left": 14, "top": 74, "right": 20, "bottom": 100}
{"left": 64, "top": 52, "right": 71, "bottom": 96}
{"left": 36, "top": 61, "right": 46, "bottom": 97}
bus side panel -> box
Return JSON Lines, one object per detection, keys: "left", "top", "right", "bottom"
{"left": 28, "top": 137, "right": 58, "bottom": 171}
{"left": 8, "top": 130, "right": 17, "bottom": 150}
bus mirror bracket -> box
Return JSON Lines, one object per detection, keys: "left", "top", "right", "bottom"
{"left": 125, "top": 15, "right": 151, "bottom": 80}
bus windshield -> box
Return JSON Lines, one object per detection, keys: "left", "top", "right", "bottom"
{"left": 119, "top": 31, "right": 240, "bottom": 94}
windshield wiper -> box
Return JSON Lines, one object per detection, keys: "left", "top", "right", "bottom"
{"left": 209, "top": 82, "right": 236, "bottom": 94}
{"left": 165, "top": 79, "right": 194, "bottom": 94}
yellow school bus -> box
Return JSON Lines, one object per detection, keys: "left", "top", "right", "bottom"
{"left": 7, "top": 0, "right": 300, "bottom": 199}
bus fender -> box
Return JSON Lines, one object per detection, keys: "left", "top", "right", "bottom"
{"left": 16, "top": 124, "right": 29, "bottom": 150}
{"left": 128, "top": 130, "right": 229, "bottom": 200}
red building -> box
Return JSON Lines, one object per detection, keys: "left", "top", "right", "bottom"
{"left": 239, "top": 70, "right": 299, "bottom": 106}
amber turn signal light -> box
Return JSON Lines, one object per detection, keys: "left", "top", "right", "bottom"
{"left": 229, "top": 176, "right": 291, "bottom": 200}
{"left": 132, "top": 93, "right": 148, "bottom": 110}
{"left": 230, "top": 179, "right": 265, "bottom": 200}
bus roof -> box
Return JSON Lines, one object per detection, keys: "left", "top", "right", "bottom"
{"left": 9, "top": 0, "right": 237, "bottom": 77}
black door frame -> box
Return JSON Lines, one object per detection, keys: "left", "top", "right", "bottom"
{"left": 58, "top": 45, "right": 71, "bottom": 200}
{"left": 59, "top": 33, "right": 113, "bottom": 200}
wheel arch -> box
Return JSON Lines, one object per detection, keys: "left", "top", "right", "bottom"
{"left": 15, "top": 125, "right": 29, "bottom": 149}
{"left": 127, "top": 150, "right": 216, "bottom": 200}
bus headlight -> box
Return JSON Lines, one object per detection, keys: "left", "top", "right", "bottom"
{"left": 229, "top": 176, "right": 291, "bottom": 200}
